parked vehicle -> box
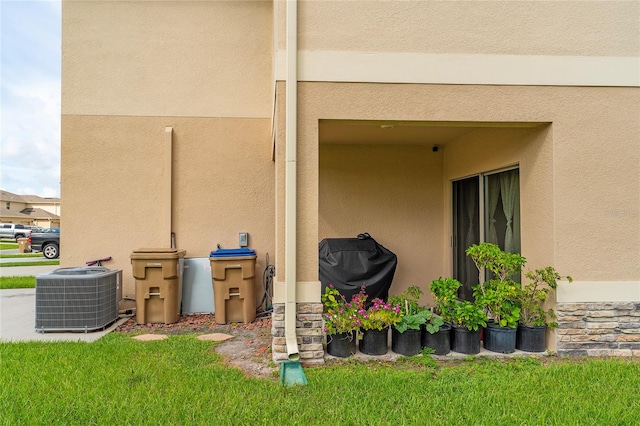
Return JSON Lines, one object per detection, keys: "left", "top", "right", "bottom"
{"left": 29, "top": 228, "right": 60, "bottom": 259}
{"left": 0, "top": 223, "right": 32, "bottom": 240}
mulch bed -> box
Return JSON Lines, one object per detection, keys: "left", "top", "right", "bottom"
{"left": 115, "top": 313, "right": 272, "bottom": 335}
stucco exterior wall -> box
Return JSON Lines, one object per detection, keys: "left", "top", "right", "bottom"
{"left": 273, "top": 81, "right": 639, "bottom": 305}
{"left": 444, "top": 126, "right": 554, "bottom": 271}
{"left": 319, "top": 143, "right": 444, "bottom": 301}
{"left": 62, "top": 1, "right": 639, "bottom": 356}
{"left": 271, "top": 1, "right": 639, "bottom": 56}
{"left": 62, "top": 0, "right": 276, "bottom": 299}
{"left": 273, "top": 1, "right": 639, "bottom": 87}
{"left": 62, "top": 115, "right": 275, "bottom": 298}
{"left": 63, "top": 0, "right": 273, "bottom": 118}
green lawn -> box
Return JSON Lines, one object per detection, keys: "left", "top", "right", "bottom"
{"left": 0, "top": 260, "right": 59, "bottom": 268}
{"left": 0, "top": 276, "right": 35, "bottom": 289}
{"left": 2, "top": 334, "right": 639, "bottom": 425}
{"left": 0, "top": 253, "right": 43, "bottom": 259}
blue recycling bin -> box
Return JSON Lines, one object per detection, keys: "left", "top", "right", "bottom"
{"left": 209, "top": 248, "right": 257, "bottom": 324}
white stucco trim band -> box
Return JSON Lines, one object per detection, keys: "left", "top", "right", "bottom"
{"left": 275, "top": 50, "right": 640, "bottom": 87}
{"left": 557, "top": 281, "right": 640, "bottom": 303}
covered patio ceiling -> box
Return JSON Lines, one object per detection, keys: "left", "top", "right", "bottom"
{"left": 319, "top": 120, "right": 548, "bottom": 146}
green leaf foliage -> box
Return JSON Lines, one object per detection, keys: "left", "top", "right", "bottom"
{"left": 519, "top": 266, "right": 573, "bottom": 327}
{"left": 467, "top": 243, "right": 525, "bottom": 328}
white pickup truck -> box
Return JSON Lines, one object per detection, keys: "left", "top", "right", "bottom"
{"left": 0, "top": 223, "right": 32, "bottom": 240}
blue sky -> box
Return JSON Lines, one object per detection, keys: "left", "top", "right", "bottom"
{"left": 1, "top": 0, "right": 61, "bottom": 198}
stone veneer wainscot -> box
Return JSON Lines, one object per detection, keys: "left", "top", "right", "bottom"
{"left": 271, "top": 303, "right": 325, "bottom": 365}
{"left": 556, "top": 302, "right": 640, "bottom": 357}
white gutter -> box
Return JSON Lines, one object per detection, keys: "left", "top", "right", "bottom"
{"left": 284, "top": 0, "right": 299, "bottom": 361}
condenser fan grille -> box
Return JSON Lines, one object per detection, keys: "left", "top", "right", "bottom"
{"left": 35, "top": 267, "right": 122, "bottom": 332}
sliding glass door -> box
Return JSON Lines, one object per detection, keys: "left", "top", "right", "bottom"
{"left": 453, "top": 168, "right": 520, "bottom": 300}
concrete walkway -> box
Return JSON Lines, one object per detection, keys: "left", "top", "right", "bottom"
{"left": 0, "top": 249, "right": 59, "bottom": 276}
{"left": 0, "top": 253, "right": 126, "bottom": 343}
{"left": 0, "top": 265, "right": 60, "bottom": 277}
{"left": 0, "top": 288, "right": 127, "bottom": 343}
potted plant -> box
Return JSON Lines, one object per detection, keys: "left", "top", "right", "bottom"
{"left": 421, "top": 313, "right": 448, "bottom": 355}
{"left": 321, "top": 284, "right": 361, "bottom": 357}
{"left": 427, "top": 277, "right": 461, "bottom": 355}
{"left": 517, "top": 266, "right": 572, "bottom": 352}
{"left": 353, "top": 286, "right": 402, "bottom": 355}
{"left": 429, "top": 276, "right": 460, "bottom": 324}
{"left": 449, "top": 300, "right": 487, "bottom": 354}
{"left": 430, "top": 277, "right": 486, "bottom": 355}
{"left": 466, "top": 243, "right": 525, "bottom": 354}
{"left": 388, "top": 285, "right": 434, "bottom": 356}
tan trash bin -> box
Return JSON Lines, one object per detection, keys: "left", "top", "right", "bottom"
{"left": 131, "top": 248, "right": 186, "bottom": 324}
{"left": 209, "top": 248, "right": 257, "bottom": 324}
{"left": 17, "top": 238, "right": 30, "bottom": 253}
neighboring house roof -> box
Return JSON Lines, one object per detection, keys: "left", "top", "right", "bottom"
{"left": 0, "top": 190, "right": 25, "bottom": 203}
{"left": 0, "top": 207, "right": 59, "bottom": 220}
{"left": 21, "top": 195, "right": 61, "bottom": 204}
{"left": 20, "top": 207, "right": 59, "bottom": 219}
{"left": 0, "top": 190, "right": 61, "bottom": 221}
{"left": 0, "top": 190, "right": 60, "bottom": 204}
{"left": 1, "top": 207, "right": 32, "bottom": 219}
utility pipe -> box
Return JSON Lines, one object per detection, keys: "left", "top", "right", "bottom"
{"left": 284, "top": 0, "right": 299, "bottom": 361}
{"left": 164, "top": 127, "right": 173, "bottom": 248}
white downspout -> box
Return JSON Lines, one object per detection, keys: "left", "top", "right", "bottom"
{"left": 284, "top": 0, "right": 299, "bottom": 361}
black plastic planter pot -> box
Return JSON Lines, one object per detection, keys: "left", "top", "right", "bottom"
{"left": 451, "top": 326, "right": 481, "bottom": 355}
{"left": 516, "top": 324, "right": 547, "bottom": 352}
{"left": 422, "top": 323, "right": 452, "bottom": 355}
{"left": 483, "top": 323, "right": 517, "bottom": 353}
{"left": 360, "top": 327, "right": 389, "bottom": 355}
{"left": 391, "top": 327, "right": 422, "bottom": 356}
{"left": 326, "top": 331, "right": 357, "bottom": 358}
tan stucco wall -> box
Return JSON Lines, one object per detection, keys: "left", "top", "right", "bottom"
{"left": 63, "top": 0, "right": 273, "bottom": 118}
{"left": 294, "top": 1, "right": 638, "bottom": 56}
{"left": 319, "top": 143, "right": 444, "bottom": 301}
{"left": 274, "top": 81, "right": 639, "bottom": 304}
{"left": 61, "top": 115, "right": 275, "bottom": 297}
{"left": 274, "top": 0, "right": 639, "bottom": 69}
{"left": 62, "top": 0, "right": 639, "bottom": 312}
{"left": 274, "top": 2, "right": 639, "bottom": 87}
{"left": 273, "top": 1, "right": 640, "bottom": 56}
{"left": 62, "top": 0, "right": 276, "bottom": 299}
{"left": 443, "top": 126, "right": 554, "bottom": 273}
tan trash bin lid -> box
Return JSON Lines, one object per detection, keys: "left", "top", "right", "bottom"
{"left": 130, "top": 248, "right": 186, "bottom": 260}
{"left": 130, "top": 248, "right": 186, "bottom": 280}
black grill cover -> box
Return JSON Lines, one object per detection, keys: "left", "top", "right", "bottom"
{"left": 319, "top": 233, "right": 397, "bottom": 303}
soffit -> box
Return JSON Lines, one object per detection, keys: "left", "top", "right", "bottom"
{"left": 319, "top": 120, "right": 546, "bottom": 146}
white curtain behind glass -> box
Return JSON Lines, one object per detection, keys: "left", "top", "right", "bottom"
{"left": 500, "top": 170, "right": 520, "bottom": 253}
{"left": 486, "top": 177, "right": 501, "bottom": 245}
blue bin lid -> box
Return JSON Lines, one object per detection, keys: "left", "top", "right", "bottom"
{"left": 209, "top": 248, "right": 256, "bottom": 258}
